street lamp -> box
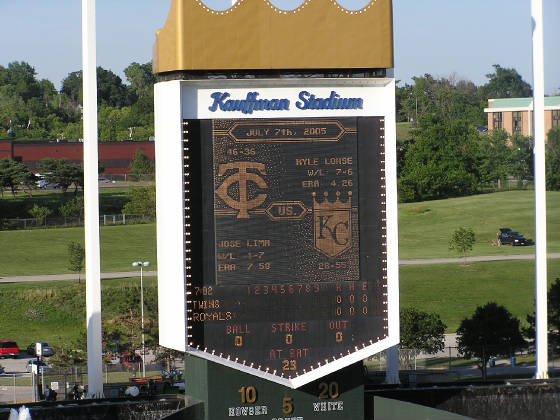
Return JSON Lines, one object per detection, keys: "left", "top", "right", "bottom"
{"left": 132, "top": 261, "right": 150, "bottom": 378}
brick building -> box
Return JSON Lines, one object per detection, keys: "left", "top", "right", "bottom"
{"left": 0, "top": 140, "right": 154, "bottom": 175}
{"left": 484, "top": 96, "right": 560, "bottom": 141}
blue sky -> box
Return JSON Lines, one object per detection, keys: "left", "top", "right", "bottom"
{"left": 1, "top": 0, "right": 558, "bottom": 95}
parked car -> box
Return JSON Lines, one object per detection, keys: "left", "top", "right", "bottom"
{"left": 36, "top": 179, "right": 49, "bottom": 189}
{"left": 26, "top": 342, "right": 56, "bottom": 357}
{"left": 119, "top": 352, "right": 142, "bottom": 368}
{"left": 498, "top": 227, "right": 531, "bottom": 246}
{"left": 98, "top": 178, "right": 114, "bottom": 183}
{"left": 0, "top": 340, "right": 19, "bottom": 358}
{"left": 26, "top": 359, "right": 49, "bottom": 373}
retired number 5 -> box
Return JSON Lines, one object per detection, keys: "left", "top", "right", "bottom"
{"left": 282, "top": 397, "right": 293, "bottom": 414}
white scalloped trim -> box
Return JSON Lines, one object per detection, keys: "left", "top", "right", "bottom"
{"left": 195, "top": 0, "right": 376, "bottom": 15}
{"left": 196, "top": 0, "right": 245, "bottom": 15}
{"left": 331, "top": 0, "right": 377, "bottom": 14}
{"left": 265, "top": 0, "right": 312, "bottom": 14}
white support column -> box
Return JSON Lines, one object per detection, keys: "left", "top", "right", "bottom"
{"left": 531, "top": 0, "right": 548, "bottom": 380}
{"left": 82, "top": 0, "right": 104, "bottom": 396}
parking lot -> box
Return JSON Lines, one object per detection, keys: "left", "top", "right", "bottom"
{"left": 1, "top": 355, "right": 40, "bottom": 374}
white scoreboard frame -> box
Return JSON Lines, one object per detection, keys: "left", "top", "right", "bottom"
{"left": 154, "top": 77, "right": 399, "bottom": 388}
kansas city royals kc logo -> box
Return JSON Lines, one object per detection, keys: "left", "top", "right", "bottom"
{"left": 215, "top": 162, "right": 268, "bottom": 219}
{"left": 313, "top": 191, "right": 352, "bottom": 257}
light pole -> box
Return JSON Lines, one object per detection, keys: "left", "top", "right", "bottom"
{"left": 132, "top": 261, "right": 150, "bottom": 378}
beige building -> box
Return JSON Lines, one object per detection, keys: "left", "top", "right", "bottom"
{"left": 484, "top": 96, "right": 560, "bottom": 141}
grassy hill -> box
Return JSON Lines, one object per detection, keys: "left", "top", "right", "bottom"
{"left": 399, "top": 190, "right": 560, "bottom": 259}
{"left": 0, "top": 277, "right": 157, "bottom": 349}
{"left": 1, "top": 190, "right": 556, "bottom": 276}
{"left": 401, "top": 259, "right": 560, "bottom": 332}
{"left": 0, "top": 223, "right": 156, "bottom": 276}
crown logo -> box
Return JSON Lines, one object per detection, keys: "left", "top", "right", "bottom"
{"left": 312, "top": 191, "right": 352, "bottom": 257}
{"left": 153, "top": 0, "right": 393, "bottom": 73}
{"left": 312, "top": 191, "right": 352, "bottom": 211}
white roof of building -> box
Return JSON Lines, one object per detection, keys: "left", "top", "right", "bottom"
{"left": 484, "top": 96, "right": 560, "bottom": 112}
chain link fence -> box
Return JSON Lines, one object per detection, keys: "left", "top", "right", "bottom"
{"left": 364, "top": 346, "right": 559, "bottom": 385}
{"left": 0, "top": 214, "right": 152, "bottom": 230}
{"left": 0, "top": 361, "right": 183, "bottom": 404}
{"left": 100, "top": 174, "right": 154, "bottom": 182}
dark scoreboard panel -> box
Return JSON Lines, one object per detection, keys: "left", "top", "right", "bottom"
{"left": 183, "top": 117, "right": 387, "bottom": 381}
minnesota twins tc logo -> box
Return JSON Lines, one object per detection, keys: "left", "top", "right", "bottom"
{"left": 215, "top": 162, "right": 268, "bottom": 219}
{"left": 313, "top": 191, "right": 352, "bottom": 257}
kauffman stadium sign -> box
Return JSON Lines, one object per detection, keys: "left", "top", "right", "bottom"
{"left": 208, "top": 90, "right": 364, "bottom": 115}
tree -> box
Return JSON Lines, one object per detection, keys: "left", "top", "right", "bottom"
{"left": 397, "top": 74, "right": 485, "bottom": 126}
{"left": 38, "top": 158, "right": 83, "bottom": 193}
{"left": 61, "top": 66, "right": 131, "bottom": 108}
{"left": 96, "top": 67, "right": 131, "bottom": 107}
{"left": 397, "top": 115, "right": 480, "bottom": 202}
{"left": 68, "top": 241, "right": 85, "bottom": 283}
{"left": 122, "top": 186, "right": 156, "bottom": 218}
{"left": 399, "top": 307, "right": 446, "bottom": 369}
{"left": 104, "top": 309, "right": 143, "bottom": 361}
{"left": 153, "top": 346, "right": 184, "bottom": 374}
{"left": 59, "top": 196, "right": 84, "bottom": 218}
{"left": 546, "top": 127, "right": 560, "bottom": 190}
{"left": 128, "top": 150, "right": 154, "bottom": 180}
{"left": 28, "top": 204, "right": 51, "bottom": 226}
{"left": 457, "top": 302, "right": 525, "bottom": 380}
{"left": 524, "top": 277, "right": 560, "bottom": 351}
{"left": 61, "top": 71, "right": 82, "bottom": 105}
{"left": 49, "top": 331, "right": 87, "bottom": 367}
{"left": 102, "top": 284, "right": 158, "bottom": 362}
{"left": 476, "top": 129, "right": 510, "bottom": 188}
{"left": 0, "top": 60, "right": 155, "bottom": 142}
{"left": 0, "top": 158, "right": 36, "bottom": 196}
{"left": 4, "top": 61, "right": 41, "bottom": 102}
{"left": 124, "top": 61, "right": 156, "bottom": 119}
{"left": 481, "top": 64, "right": 532, "bottom": 99}
{"left": 0, "top": 62, "right": 113, "bottom": 140}
{"left": 449, "top": 227, "right": 476, "bottom": 264}
{"left": 509, "top": 134, "right": 533, "bottom": 184}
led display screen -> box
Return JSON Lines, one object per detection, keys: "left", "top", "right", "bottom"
{"left": 183, "top": 117, "right": 387, "bottom": 381}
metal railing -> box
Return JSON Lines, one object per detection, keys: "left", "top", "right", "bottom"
{"left": 0, "top": 362, "right": 183, "bottom": 404}
{"left": 0, "top": 214, "right": 152, "bottom": 230}
{"left": 364, "top": 347, "right": 559, "bottom": 385}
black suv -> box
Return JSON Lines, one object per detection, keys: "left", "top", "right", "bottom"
{"left": 498, "top": 228, "right": 531, "bottom": 246}
{"left": 26, "top": 342, "right": 56, "bottom": 357}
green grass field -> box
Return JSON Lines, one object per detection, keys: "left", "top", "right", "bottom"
{"left": 0, "top": 277, "right": 157, "bottom": 348}
{"left": 399, "top": 190, "right": 560, "bottom": 259}
{"left": 0, "top": 223, "right": 156, "bottom": 276}
{"left": 401, "top": 259, "right": 560, "bottom": 332}
{"left": 2, "top": 258, "right": 552, "bottom": 345}
{"left": 1, "top": 190, "right": 556, "bottom": 276}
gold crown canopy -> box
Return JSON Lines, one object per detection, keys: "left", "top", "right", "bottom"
{"left": 153, "top": 0, "right": 394, "bottom": 74}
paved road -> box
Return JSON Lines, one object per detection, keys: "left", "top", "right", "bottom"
{"left": 2, "top": 253, "right": 559, "bottom": 283}
{"left": 399, "top": 252, "right": 560, "bottom": 265}
{"left": 0, "top": 271, "right": 157, "bottom": 283}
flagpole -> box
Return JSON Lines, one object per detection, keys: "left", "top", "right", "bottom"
{"left": 531, "top": 0, "right": 548, "bottom": 380}
{"left": 82, "top": 0, "right": 103, "bottom": 396}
